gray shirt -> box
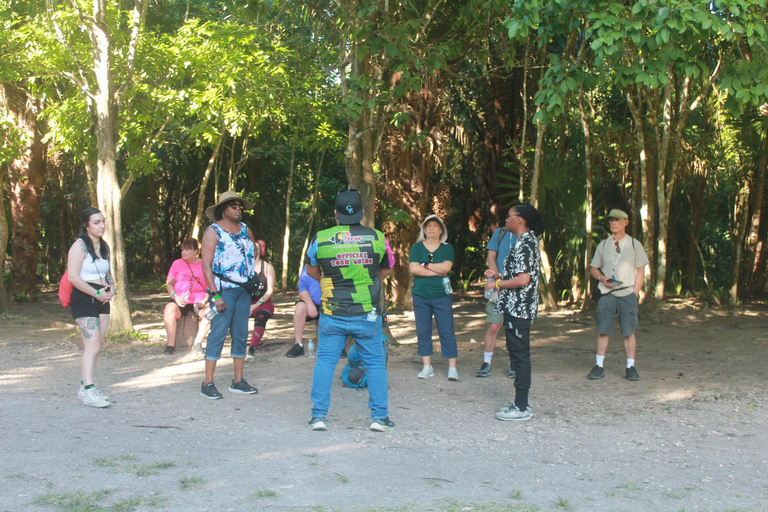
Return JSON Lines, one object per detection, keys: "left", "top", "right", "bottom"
{"left": 590, "top": 236, "right": 648, "bottom": 298}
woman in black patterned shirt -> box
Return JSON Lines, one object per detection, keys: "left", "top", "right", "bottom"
{"left": 484, "top": 203, "right": 546, "bottom": 421}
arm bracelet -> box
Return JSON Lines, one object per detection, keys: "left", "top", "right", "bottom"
{"left": 495, "top": 279, "right": 502, "bottom": 290}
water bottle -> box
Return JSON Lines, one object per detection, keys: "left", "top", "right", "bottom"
{"left": 182, "top": 290, "right": 190, "bottom": 304}
{"left": 442, "top": 276, "right": 453, "bottom": 294}
{"left": 306, "top": 338, "right": 316, "bottom": 359}
{"left": 484, "top": 278, "right": 495, "bottom": 300}
{"left": 367, "top": 306, "right": 378, "bottom": 322}
{"left": 204, "top": 304, "right": 219, "bottom": 321}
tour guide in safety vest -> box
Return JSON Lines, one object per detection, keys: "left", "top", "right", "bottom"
{"left": 305, "top": 188, "right": 394, "bottom": 432}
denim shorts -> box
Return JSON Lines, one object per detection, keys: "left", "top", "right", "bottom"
{"left": 597, "top": 292, "right": 638, "bottom": 336}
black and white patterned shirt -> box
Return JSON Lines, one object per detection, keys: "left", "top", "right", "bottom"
{"left": 495, "top": 230, "right": 540, "bottom": 320}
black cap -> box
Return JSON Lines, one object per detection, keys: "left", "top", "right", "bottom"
{"left": 336, "top": 189, "right": 363, "bottom": 224}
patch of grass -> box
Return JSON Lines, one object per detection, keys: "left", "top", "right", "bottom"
{"left": 663, "top": 485, "right": 699, "bottom": 500}
{"left": 436, "top": 499, "right": 542, "bottom": 512}
{"left": 106, "top": 330, "right": 149, "bottom": 344}
{"left": 553, "top": 496, "right": 573, "bottom": 511}
{"left": 179, "top": 477, "right": 204, "bottom": 491}
{"left": 364, "top": 507, "right": 414, "bottom": 512}
{"left": 93, "top": 458, "right": 119, "bottom": 467}
{"left": 251, "top": 489, "right": 277, "bottom": 499}
{"left": 6, "top": 472, "right": 34, "bottom": 480}
{"left": 509, "top": 489, "right": 523, "bottom": 500}
{"left": 108, "top": 492, "right": 165, "bottom": 511}
{"left": 32, "top": 489, "right": 113, "bottom": 511}
{"left": 607, "top": 480, "right": 639, "bottom": 498}
{"left": 425, "top": 478, "right": 442, "bottom": 488}
{"left": 129, "top": 461, "right": 175, "bottom": 477}
{"left": 336, "top": 474, "right": 349, "bottom": 484}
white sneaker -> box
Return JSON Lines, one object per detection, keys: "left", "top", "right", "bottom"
{"left": 495, "top": 404, "right": 532, "bottom": 421}
{"left": 80, "top": 387, "right": 111, "bottom": 408}
{"left": 78, "top": 387, "right": 110, "bottom": 402}
{"left": 193, "top": 343, "right": 204, "bottom": 356}
{"left": 447, "top": 367, "right": 459, "bottom": 381}
{"left": 417, "top": 366, "right": 434, "bottom": 379}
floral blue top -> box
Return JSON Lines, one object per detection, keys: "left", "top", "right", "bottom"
{"left": 211, "top": 222, "right": 255, "bottom": 290}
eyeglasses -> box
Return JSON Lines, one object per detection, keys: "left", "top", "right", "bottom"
{"left": 614, "top": 240, "right": 620, "bottom": 253}
{"left": 228, "top": 203, "right": 244, "bottom": 210}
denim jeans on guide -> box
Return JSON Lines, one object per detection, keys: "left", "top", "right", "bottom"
{"left": 310, "top": 312, "right": 388, "bottom": 419}
{"left": 205, "top": 287, "right": 251, "bottom": 361}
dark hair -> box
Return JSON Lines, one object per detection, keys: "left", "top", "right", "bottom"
{"left": 78, "top": 207, "right": 110, "bottom": 262}
{"left": 213, "top": 201, "right": 234, "bottom": 221}
{"left": 181, "top": 238, "right": 199, "bottom": 251}
{"left": 512, "top": 203, "right": 546, "bottom": 236}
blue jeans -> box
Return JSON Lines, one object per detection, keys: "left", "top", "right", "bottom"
{"left": 413, "top": 294, "right": 458, "bottom": 358}
{"left": 205, "top": 287, "right": 251, "bottom": 360}
{"left": 310, "top": 313, "right": 389, "bottom": 419}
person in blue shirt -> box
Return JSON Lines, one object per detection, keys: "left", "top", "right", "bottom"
{"left": 285, "top": 264, "right": 322, "bottom": 358}
{"left": 476, "top": 215, "right": 517, "bottom": 378}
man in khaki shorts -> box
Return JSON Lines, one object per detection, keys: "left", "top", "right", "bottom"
{"left": 588, "top": 209, "right": 648, "bottom": 381}
{"left": 476, "top": 220, "right": 517, "bottom": 378}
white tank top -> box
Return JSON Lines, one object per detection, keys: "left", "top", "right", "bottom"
{"left": 80, "top": 254, "right": 110, "bottom": 282}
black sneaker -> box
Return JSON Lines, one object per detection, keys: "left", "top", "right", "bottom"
{"left": 588, "top": 365, "right": 605, "bottom": 380}
{"left": 200, "top": 381, "right": 222, "bottom": 399}
{"left": 247, "top": 345, "right": 257, "bottom": 358}
{"left": 626, "top": 366, "right": 640, "bottom": 381}
{"left": 309, "top": 417, "right": 327, "bottom": 431}
{"left": 370, "top": 417, "right": 395, "bottom": 432}
{"left": 164, "top": 345, "right": 175, "bottom": 355}
{"left": 285, "top": 343, "right": 304, "bottom": 358}
{"left": 340, "top": 348, "right": 348, "bottom": 359}
{"left": 229, "top": 379, "right": 258, "bottom": 394}
{"left": 476, "top": 363, "right": 492, "bottom": 377}
{"left": 507, "top": 366, "right": 516, "bottom": 379}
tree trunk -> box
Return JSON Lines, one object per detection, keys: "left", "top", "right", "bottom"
{"left": 731, "top": 179, "right": 751, "bottom": 302}
{"left": 529, "top": 117, "right": 557, "bottom": 310}
{"left": 0, "top": 169, "right": 8, "bottom": 311}
{"left": 147, "top": 173, "right": 162, "bottom": 277}
{"left": 2, "top": 82, "right": 46, "bottom": 300}
{"left": 298, "top": 150, "right": 324, "bottom": 275}
{"left": 280, "top": 141, "right": 296, "bottom": 292}
{"left": 746, "top": 137, "right": 768, "bottom": 293}
{"left": 92, "top": 0, "right": 132, "bottom": 332}
{"left": 579, "top": 90, "right": 594, "bottom": 310}
{"left": 190, "top": 131, "right": 224, "bottom": 241}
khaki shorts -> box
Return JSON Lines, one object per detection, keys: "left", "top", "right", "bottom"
{"left": 597, "top": 292, "right": 638, "bottom": 336}
{"left": 485, "top": 298, "right": 503, "bottom": 324}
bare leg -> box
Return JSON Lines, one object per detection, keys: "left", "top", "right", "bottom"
{"left": 596, "top": 334, "right": 610, "bottom": 356}
{"left": 233, "top": 357, "right": 245, "bottom": 383}
{"left": 448, "top": 357, "right": 457, "bottom": 369}
{"left": 163, "top": 303, "right": 181, "bottom": 347}
{"left": 483, "top": 322, "right": 502, "bottom": 353}
{"left": 78, "top": 317, "right": 101, "bottom": 386}
{"left": 204, "top": 359, "right": 217, "bottom": 384}
{"left": 623, "top": 334, "right": 637, "bottom": 360}
{"left": 193, "top": 313, "right": 211, "bottom": 347}
{"left": 294, "top": 302, "right": 308, "bottom": 345}
{"left": 422, "top": 355, "right": 432, "bottom": 367}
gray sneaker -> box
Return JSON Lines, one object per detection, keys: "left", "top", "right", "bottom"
{"left": 476, "top": 363, "right": 492, "bottom": 377}
{"left": 507, "top": 366, "right": 516, "bottom": 378}
{"left": 587, "top": 365, "right": 605, "bottom": 380}
{"left": 498, "top": 404, "right": 533, "bottom": 417}
{"left": 309, "top": 417, "right": 327, "bottom": 431}
{"left": 229, "top": 379, "right": 258, "bottom": 394}
{"left": 370, "top": 417, "right": 395, "bottom": 432}
{"left": 80, "top": 387, "right": 111, "bottom": 408}
{"left": 626, "top": 366, "right": 640, "bottom": 381}
{"left": 495, "top": 404, "right": 532, "bottom": 421}
{"left": 200, "top": 381, "right": 222, "bottom": 399}
{"left": 193, "top": 343, "right": 204, "bottom": 356}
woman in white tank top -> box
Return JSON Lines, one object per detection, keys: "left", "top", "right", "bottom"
{"left": 66, "top": 207, "right": 116, "bottom": 408}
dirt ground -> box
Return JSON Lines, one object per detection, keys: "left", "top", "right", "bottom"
{"left": 0, "top": 290, "right": 766, "bottom": 512}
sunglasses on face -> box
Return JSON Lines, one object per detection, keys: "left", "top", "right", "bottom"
{"left": 228, "top": 203, "right": 244, "bottom": 210}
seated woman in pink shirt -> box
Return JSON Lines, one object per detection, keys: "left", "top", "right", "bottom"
{"left": 163, "top": 238, "right": 211, "bottom": 355}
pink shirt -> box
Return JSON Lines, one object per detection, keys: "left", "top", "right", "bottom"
{"left": 167, "top": 259, "right": 207, "bottom": 304}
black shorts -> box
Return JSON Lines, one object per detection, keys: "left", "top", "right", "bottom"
{"left": 295, "top": 300, "right": 321, "bottom": 323}
{"left": 167, "top": 299, "right": 199, "bottom": 316}
{"left": 71, "top": 283, "right": 110, "bottom": 319}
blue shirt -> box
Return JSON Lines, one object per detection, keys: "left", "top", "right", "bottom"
{"left": 298, "top": 264, "right": 321, "bottom": 305}
{"left": 486, "top": 227, "right": 517, "bottom": 272}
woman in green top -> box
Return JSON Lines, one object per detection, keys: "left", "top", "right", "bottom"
{"left": 409, "top": 215, "right": 459, "bottom": 381}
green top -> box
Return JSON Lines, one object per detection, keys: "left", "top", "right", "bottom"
{"left": 409, "top": 242, "right": 454, "bottom": 299}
